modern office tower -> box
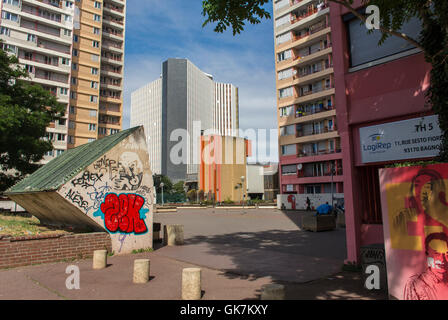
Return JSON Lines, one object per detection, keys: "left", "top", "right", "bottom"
{"left": 68, "top": 0, "right": 125, "bottom": 148}
{"left": 0, "top": 0, "right": 76, "bottom": 163}
{"left": 273, "top": 0, "right": 343, "bottom": 197}
{"left": 131, "top": 58, "right": 240, "bottom": 184}
{"left": 214, "top": 82, "right": 239, "bottom": 137}
{"left": 0, "top": 0, "right": 126, "bottom": 161}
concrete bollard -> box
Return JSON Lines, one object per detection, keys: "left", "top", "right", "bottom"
{"left": 133, "top": 259, "right": 150, "bottom": 284}
{"left": 260, "top": 284, "right": 285, "bottom": 300}
{"left": 164, "top": 224, "right": 184, "bottom": 246}
{"left": 182, "top": 268, "right": 201, "bottom": 300}
{"left": 93, "top": 249, "right": 108, "bottom": 270}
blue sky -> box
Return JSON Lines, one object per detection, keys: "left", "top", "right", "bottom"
{"left": 122, "top": 0, "right": 278, "bottom": 162}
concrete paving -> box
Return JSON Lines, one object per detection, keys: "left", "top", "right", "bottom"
{"left": 0, "top": 208, "right": 387, "bottom": 300}
{"left": 154, "top": 208, "right": 347, "bottom": 283}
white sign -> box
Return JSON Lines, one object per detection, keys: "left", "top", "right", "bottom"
{"left": 360, "top": 115, "right": 442, "bottom": 163}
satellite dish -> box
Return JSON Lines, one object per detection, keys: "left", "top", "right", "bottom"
{"left": 297, "top": 164, "right": 303, "bottom": 170}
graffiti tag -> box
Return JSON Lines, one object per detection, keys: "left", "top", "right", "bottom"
{"left": 65, "top": 189, "right": 89, "bottom": 212}
{"left": 99, "top": 193, "right": 148, "bottom": 234}
{"left": 71, "top": 171, "right": 103, "bottom": 189}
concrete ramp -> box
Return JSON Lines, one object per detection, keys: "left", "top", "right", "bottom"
{"left": 5, "top": 126, "right": 155, "bottom": 254}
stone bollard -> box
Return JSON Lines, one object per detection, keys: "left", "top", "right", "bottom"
{"left": 260, "top": 284, "right": 285, "bottom": 300}
{"left": 182, "top": 268, "right": 201, "bottom": 300}
{"left": 164, "top": 224, "right": 184, "bottom": 246}
{"left": 133, "top": 259, "right": 150, "bottom": 284}
{"left": 93, "top": 249, "right": 108, "bottom": 270}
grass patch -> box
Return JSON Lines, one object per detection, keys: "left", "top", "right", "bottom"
{"left": 0, "top": 213, "right": 70, "bottom": 237}
{"left": 131, "top": 247, "right": 154, "bottom": 254}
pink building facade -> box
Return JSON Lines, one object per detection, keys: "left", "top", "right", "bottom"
{"left": 330, "top": 1, "right": 433, "bottom": 263}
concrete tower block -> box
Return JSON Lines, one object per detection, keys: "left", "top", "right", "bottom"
{"left": 133, "top": 259, "right": 151, "bottom": 284}
{"left": 261, "top": 284, "right": 285, "bottom": 300}
{"left": 93, "top": 250, "right": 108, "bottom": 269}
{"left": 182, "top": 268, "right": 202, "bottom": 300}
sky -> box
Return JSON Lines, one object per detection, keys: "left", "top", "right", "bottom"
{"left": 122, "top": 0, "right": 279, "bottom": 162}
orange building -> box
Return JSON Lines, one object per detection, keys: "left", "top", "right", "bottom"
{"left": 199, "top": 135, "right": 251, "bottom": 203}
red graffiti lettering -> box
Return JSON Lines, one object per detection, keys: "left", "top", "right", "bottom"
{"left": 100, "top": 193, "right": 147, "bottom": 234}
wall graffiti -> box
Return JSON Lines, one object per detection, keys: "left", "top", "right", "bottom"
{"left": 93, "top": 155, "right": 119, "bottom": 180}
{"left": 71, "top": 171, "right": 104, "bottom": 189}
{"left": 114, "top": 152, "right": 143, "bottom": 191}
{"left": 94, "top": 193, "right": 148, "bottom": 235}
{"left": 65, "top": 189, "right": 89, "bottom": 213}
{"left": 380, "top": 164, "right": 448, "bottom": 300}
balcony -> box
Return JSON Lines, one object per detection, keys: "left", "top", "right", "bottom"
{"left": 21, "top": 6, "right": 62, "bottom": 23}
{"left": 296, "top": 105, "right": 333, "bottom": 118}
{"left": 297, "top": 148, "right": 341, "bottom": 158}
{"left": 296, "top": 126, "right": 335, "bottom": 138}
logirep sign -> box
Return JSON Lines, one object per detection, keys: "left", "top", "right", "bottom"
{"left": 359, "top": 116, "right": 442, "bottom": 164}
{"left": 96, "top": 193, "right": 148, "bottom": 234}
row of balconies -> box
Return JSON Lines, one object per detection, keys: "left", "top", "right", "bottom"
{"left": 297, "top": 147, "right": 341, "bottom": 158}
{"left": 296, "top": 125, "right": 335, "bottom": 138}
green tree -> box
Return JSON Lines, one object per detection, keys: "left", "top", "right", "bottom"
{"left": 153, "top": 174, "right": 173, "bottom": 195}
{"left": 202, "top": 0, "right": 448, "bottom": 160}
{"left": 173, "top": 180, "right": 186, "bottom": 195}
{"left": 0, "top": 44, "right": 66, "bottom": 191}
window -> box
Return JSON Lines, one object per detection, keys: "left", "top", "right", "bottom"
{"left": 88, "top": 124, "right": 96, "bottom": 131}
{"left": 281, "top": 144, "right": 296, "bottom": 156}
{"left": 89, "top": 110, "right": 97, "bottom": 117}
{"left": 98, "top": 127, "right": 107, "bottom": 135}
{"left": 94, "top": 1, "right": 101, "bottom": 8}
{"left": 280, "top": 125, "right": 295, "bottom": 136}
{"left": 64, "top": 29, "right": 72, "bottom": 36}
{"left": 278, "top": 68, "right": 294, "bottom": 80}
{"left": 68, "top": 121, "right": 75, "bottom": 129}
{"left": 280, "top": 106, "right": 293, "bottom": 117}
{"left": 65, "top": 15, "right": 72, "bottom": 22}
{"left": 91, "top": 54, "right": 99, "bottom": 62}
{"left": 90, "top": 95, "right": 97, "bottom": 103}
{"left": 346, "top": 14, "right": 422, "bottom": 68}
{"left": 73, "top": 35, "right": 78, "bottom": 42}
{"left": 60, "top": 88, "right": 68, "bottom": 95}
{"left": 93, "top": 27, "right": 100, "bottom": 35}
{"left": 56, "top": 149, "right": 65, "bottom": 156}
{"left": 88, "top": 138, "right": 96, "bottom": 143}
{"left": 276, "top": 32, "right": 291, "bottom": 45}
{"left": 65, "top": 1, "right": 73, "bottom": 8}
{"left": 93, "top": 14, "right": 101, "bottom": 22}
{"left": 70, "top": 91, "right": 77, "bottom": 99}
{"left": 71, "top": 77, "right": 77, "bottom": 84}
{"left": 1, "top": 11, "right": 18, "bottom": 22}
{"left": 58, "top": 119, "right": 66, "bottom": 126}
{"left": 57, "top": 134, "right": 66, "bottom": 141}
{"left": 277, "top": 50, "right": 292, "bottom": 62}
{"left": 91, "top": 81, "right": 98, "bottom": 89}
{"left": 72, "top": 49, "right": 78, "bottom": 56}
{"left": 282, "top": 165, "right": 297, "bottom": 175}
{"left": 279, "top": 87, "right": 293, "bottom": 99}
{"left": 275, "top": 0, "right": 289, "bottom": 10}
{"left": 0, "top": 27, "right": 10, "bottom": 36}
{"left": 3, "top": 0, "right": 19, "bottom": 6}
{"left": 110, "top": 129, "right": 119, "bottom": 135}
{"left": 68, "top": 136, "right": 75, "bottom": 144}
{"left": 61, "top": 58, "right": 70, "bottom": 65}
{"left": 275, "top": 15, "right": 290, "bottom": 28}
{"left": 91, "top": 68, "right": 98, "bottom": 75}
{"left": 72, "top": 62, "right": 77, "bottom": 70}
{"left": 92, "top": 41, "right": 100, "bottom": 48}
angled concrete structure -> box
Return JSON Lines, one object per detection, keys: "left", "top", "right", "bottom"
{"left": 5, "top": 126, "right": 154, "bottom": 254}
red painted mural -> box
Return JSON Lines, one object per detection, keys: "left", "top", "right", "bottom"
{"left": 380, "top": 163, "right": 448, "bottom": 299}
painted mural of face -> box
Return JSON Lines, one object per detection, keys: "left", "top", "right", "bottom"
{"left": 114, "top": 152, "right": 143, "bottom": 191}
{"left": 427, "top": 239, "right": 448, "bottom": 279}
